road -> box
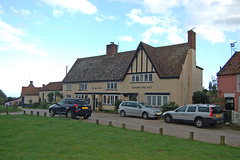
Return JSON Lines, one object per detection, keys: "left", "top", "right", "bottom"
{"left": 2, "top": 108, "right": 240, "bottom": 147}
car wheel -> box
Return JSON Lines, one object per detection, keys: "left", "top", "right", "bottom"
{"left": 142, "top": 112, "right": 149, "bottom": 119}
{"left": 164, "top": 114, "right": 172, "bottom": 123}
{"left": 120, "top": 111, "right": 126, "bottom": 117}
{"left": 50, "top": 109, "right": 55, "bottom": 117}
{"left": 67, "top": 110, "right": 75, "bottom": 119}
{"left": 195, "top": 118, "right": 204, "bottom": 128}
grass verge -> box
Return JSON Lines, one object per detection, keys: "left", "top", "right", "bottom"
{"left": 0, "top": 105, "right": 22, "bottom": 113}
{"left": 0, "top": 115, "right": 239, "bottom": 160}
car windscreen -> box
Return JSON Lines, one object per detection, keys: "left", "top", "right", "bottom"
{"left": 212, "top": 107, "right": 222, "bottom": 113}
{"left": 139, "top": 102, "right": 153, "bottom": 108}
{"left": 76, "top": 100, "right": 89, "bottom": 105}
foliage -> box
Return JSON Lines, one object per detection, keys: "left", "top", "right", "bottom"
{"left": 208, "top": 97, "right": 225, "bottom": 108}
{"left": 47, "top": 92, "right": 54, "bottom": 103}
{"left": 0, "top": 90, "right": 7, "bottom": 105}
{"left": 192, "top": 91, "right": 207, "bottom": 104}
{"left": 40, "top": 102, "right": 52, "bottom": 109}
{"left": 98, "top": 101, "right": 103, "bottom": 111}
{"left": 130, "top": 95, "right": 137, "bottom": 101}
{"left": 32, "top": 102, "right": 40, "bottom": 108}
{"left": 1, "top": 115, "right": 240, "bottom": 160}
{"left": 114, "top": 99, "right": 122, "bottom": 111}
{"left": 0, "top": 105, "right": 22, "bottom": 113}
{"left": 208, "top": 76, "right": 218, "bottom": 97}
{"left": 29, "top": 99, "right": 32, "bottom": 106}
{"left": 161, "top": 101, "right": 179, "bottom": 113}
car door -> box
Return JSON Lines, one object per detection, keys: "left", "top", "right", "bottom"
{"left": 127, "top": 102, "right": 138, "bottom": 116}
{"left": 55, "top": 99, "right": 65, "bottom": 113}
{"left": 184, "top": 106, "right": 197, "bottom": 122}
{"left": 172, "top": 106, "right": 187, "bottom": 120}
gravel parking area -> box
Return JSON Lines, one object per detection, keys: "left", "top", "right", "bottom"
{"left": 2, "top": 109, "right": 240, "bottom": 147}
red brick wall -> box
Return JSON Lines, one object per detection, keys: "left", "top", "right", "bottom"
{"left": 218, "top": 75, "right": 239, "bottom": 111}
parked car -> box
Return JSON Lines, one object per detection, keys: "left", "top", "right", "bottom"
{"left": 163, "top": 104, "right": 224, "bottom": 128}
{"left": 118, "top": 101, "right": 162, "bottom": 119}
{"left": 49, "top": 98, "right": 92, "bottom": 119}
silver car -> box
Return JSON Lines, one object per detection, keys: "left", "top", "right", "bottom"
{"left": 163, "top": 104, "right": 224, "bottom": 128}
{"left": 118, "top": 101, "right": 162, "bottom": 119}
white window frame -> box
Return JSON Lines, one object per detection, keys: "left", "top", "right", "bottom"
{"left": 146, "top": 95, "right": 169, "bottom": 107}
{"left": 131, "top": 73, "right": 153, "bottom": 83}
{"left": 103, "top": 95, "right": 120, "bottom": 105}
{"left": 106, "top": 82, "right": 118, "bottom": 90}
{"left": 79, "top": 83, "right": 87, "bottom": 91}
{"left": 66, "top": 84, "right": 72, "bottom": 91}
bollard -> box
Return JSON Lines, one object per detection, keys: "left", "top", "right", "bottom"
{"left": 6, "top": 106, "right": 9, "bottom": 115}
{"left": 122, "top": 123, "right": 126, "bottom": 129}
{"left": 79, "top": 117, "right": 83, "bottom": 122}
{"left": 59, "top": 114, "right": 62, "bottom": 118}
{"left": 96, "top": 119, "right": 99, "bottom": 125}
{"left": 23, "top": 111, "right": 26, "bottom": 115}
{"left": 140, "top": 126, "right": 144, "bottom": 132}
{"left": 37, "top": 111, "right": 39, "bottom": 116}
{"left": 31, "top": 111, "right": 33, "bottom": 115}
{"left": 109, "top": 121, "right": 112, "bottom": 126}
{"left": 220, "top": 136, "right": 225, "bottom": 145}
{"left": 44, "top": 112, "right": 46, "bottom": 117}
{"left": 159, "top": 128, "right": 163, "bottom": 135}
{"left": 190, "top": 132, "right": 194, "bottom": 140}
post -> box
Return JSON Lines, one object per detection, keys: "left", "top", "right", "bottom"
{"left": 190, "top": 132, "right": 194, "bottom": 140}
{"left": 140, "top": 126, "right": 144, "bottom": 132}
{"left": 37, "top": 111, "right": 39, "bottom": 116}
{"left": 122, "top": 123, "right": 126, "bottom": 129}
{"left": 31, "top": 111, "right": 33, "bottom": 115}
{"left": 79, "top": 117, "right": 83, "bottom": 122}
{"left": 6, "top": 106, "right": 9, "bottom": 115}
{"left": 23, "top": 110, "right": 26, "bottom": 115}
{"left": 220, "top": 136, "right": 225, "bottom": 145}
{"left": 44, "top": 112, "right": 46, "bottom": 117}
{"left": 109, "top": 121, "right": 112, "bottom": 126}
{"left": 159, "top": 128, "right": 163, "bottom": 135}
{"left": 59, "top": 114, "right": 62, "bottom": 118}
{"left": 96, "top": 119, "right": 99, "bottom": 124}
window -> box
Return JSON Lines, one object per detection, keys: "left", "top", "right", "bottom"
{"left": 198, "top": 107, "right": 209, "bottom": 112}
{"left": 103, "top": 95, "right": 120, "bottom": 105}
{"left": 66, "top": 84, "right": 72, "bottom": 91}
{"left": 67, "top": 95, "right": 71, "bottom": 98}
{"left": 187, "top": 106, "right": 196, "bottom": 112}
{"left": 107, "top": 82, "right": 118, "bottom": 90}
{"left": 177, "top": 106, "right": 187, "bottom": 112}
{"left": 146, "top": 95, "right": 169, "bottom": 107}
{"left": 76, "top": 94, "right": 88, "bottom": 99}
{"left": 79, "top": 83, "right": 87, "bottom": 91}
{"left": 131, "top": 73, "right": 153, "bottom": 82}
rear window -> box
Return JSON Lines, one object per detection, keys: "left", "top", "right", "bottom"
{"left": 76, "top": 100, "right": 88, "bottom": 105}
{"left": 212, "top": 107, "right": 222, "bottom": 113}
{"left": 198, "top": 107, "right": 209, "bottom": 112}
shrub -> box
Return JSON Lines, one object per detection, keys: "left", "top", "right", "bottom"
{"left": 130, "top": 96, "right": 137, "bottom": 101}
{"left": 192, "top": 91, "right": 207, "bottom": 104}
{"left": 40, "top": 102, "right": 52, "bottom": 109}
{"left": 32, "top": 102, "right": 40, "bottom": 108}
{"left": 114, "top": 99, "right": 122, "bottom": 111}
{"left": 161, "top": 101, "right": 179, "bottom": 113}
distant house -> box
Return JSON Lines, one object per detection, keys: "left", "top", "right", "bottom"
{"left": 62, "top": 30, "right": 203, "bottom": 110}
{"left": 217, "top": 51, "right": 240, "bottom": 112}
{"left": 5, "top": 98, "right": 21, "bottom": 106}
{"left": 21, "top": 81, "right": 63, "bottom": 106}
{"left": 39, "top": 81, "right": 63, "bottom": 103}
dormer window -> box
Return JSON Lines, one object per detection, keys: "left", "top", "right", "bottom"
{"left": 131, "top": 73, "right": 153, "bottom": 83}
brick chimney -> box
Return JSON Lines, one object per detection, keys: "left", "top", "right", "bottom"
{"left": 188, "top": 30, "right": 196, "bottom": 50}
{"left": 106, "top": 42, "right": 118, "bottom": 57}
{"left": 28, "top": 81, "right": 34, "bottom": 87}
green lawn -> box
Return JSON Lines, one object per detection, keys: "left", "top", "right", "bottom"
{"left": 0, "top": 115, "right": 239, "bottom": 160}
{"left": 0, "top": 105, "right": 22, "bottom": 113}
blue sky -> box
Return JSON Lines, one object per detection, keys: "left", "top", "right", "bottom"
{"left": 0, "top": 0, "right": 239, "bottom": 97}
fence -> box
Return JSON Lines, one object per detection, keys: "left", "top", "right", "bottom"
{"left": 231, "top": 110, "right": 240, "bottom": 124}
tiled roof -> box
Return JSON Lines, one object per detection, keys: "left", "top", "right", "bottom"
{"left": 63, "top": 42, "right": 190, "bottom": 83}
{"left": 21, "top": 86, "right": 42, "bottom": 96}
{"left": 217, "top": 51, "right": 240, "bottom": 76}
{"left": 39, "top": 81, "right": 63, "bottom": 91}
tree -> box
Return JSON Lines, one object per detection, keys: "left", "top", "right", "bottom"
{"left": 0, "top": 90, "right": 7, "bottom": 105}
{"left": 208, "top": 76, "right": 218, "bottom": 97}
{"left": 47, "top": 92, "right": 54, "bottom": 103}
{"left": 192, "top": 91, "right": 207, "bottom": 104}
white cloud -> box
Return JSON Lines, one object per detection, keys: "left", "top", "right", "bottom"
{"left": 95, "top": 15, "right": 117, "bottom": 22}
{"left": 120, "top": 35, "right": 134, "bottom": 42}
{"left": 0, "top": 19, "right": 48, "bottom": 56}
{"left": 53, "top": 9, "right": 64, "bottom": 17}
{"left": 0, "top": 5, "right": 4, "bottom": 14}
{"left": 21, "top": 9, "right": 31, "bottom": 16}
{"left": 143, "top": 0, "right": 180, "bottom": 14}
{"left": 43, "top": 0, "right": 97, "bottom": 15}
{"left": 142, "top": 26, "right": 164, "bottom": 43}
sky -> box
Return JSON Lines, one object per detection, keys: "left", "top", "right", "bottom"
{"left": 0, "top": 0, "right": 240, "bottom": 97}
